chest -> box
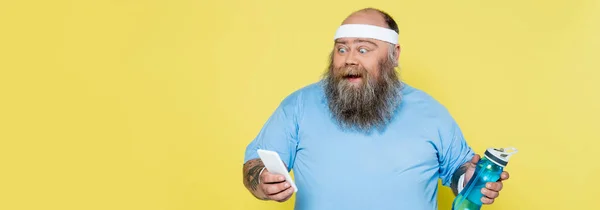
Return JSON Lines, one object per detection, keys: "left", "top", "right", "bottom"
{"left": 295, "top": 112, "right": 441, "bottom": 179}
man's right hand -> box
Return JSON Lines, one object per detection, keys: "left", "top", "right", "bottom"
{"left": 243, "top": 158, "right": 294, "bottom": 202}
{"left": 259, "top": 169, "right": 294, "bottom": 202}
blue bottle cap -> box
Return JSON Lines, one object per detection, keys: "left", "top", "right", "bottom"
{"left": 484, "top": 147, "right": 518, "bottom": 167}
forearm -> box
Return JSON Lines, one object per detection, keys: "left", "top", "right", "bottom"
{"left": 450, "top": 162, "right": 471, "bottom": 196}
{"left": 243, "top": 158, "right": 268, "bottom": 200}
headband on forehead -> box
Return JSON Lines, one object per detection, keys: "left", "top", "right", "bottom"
{"left": 333, "top": 24, "right": 399, "bottom": 45}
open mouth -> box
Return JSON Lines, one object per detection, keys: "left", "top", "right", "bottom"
{"left": 343, "top": 74, "right": 362, "bottom": 79}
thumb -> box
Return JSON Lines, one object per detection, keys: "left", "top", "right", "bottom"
{"left": 471, "top": 154, "right": 481, "bottom": 164}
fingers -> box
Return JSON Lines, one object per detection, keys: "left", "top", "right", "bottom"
{"left": 471, "top": 154, "right": 481, "bottom": 164}
{"left": 481, "top": 196, "right": 495, "bottom": 204}
{"left": 486, "top": 182, "right": 503, "bottom": 192}
{"left": 481, "top": 181, "right": 501, "bottom": 205}
{"left": 500, "top": 171, "right": 510, "bottom": 181}
{"left": 259, "top": 170, "right": 294, "bottom": 202}
{"left": 261, "top": 181, "right": 293, "bottom": 202}
{"left": 263, "top": 181, "right": 291, "bottom": 195}
{"left": 481, "top": 188, "right": 499, "bottom": 199}
{"left": 269, "top": 185, "right": 295, "bottom": 202}
{"left": 261, "top": 170, "right": 286, "bottom": 184}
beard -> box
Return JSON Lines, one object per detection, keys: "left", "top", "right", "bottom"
{"left": 323, "top": 54, "right": 403, "bottom": 134}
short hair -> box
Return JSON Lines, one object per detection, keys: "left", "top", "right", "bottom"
{"left": 357, "top": 8, "right": 399, "bottom": 34}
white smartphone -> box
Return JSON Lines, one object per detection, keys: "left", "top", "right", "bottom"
{"left": 257, "top": 149, "right": 298, "bottom": 193}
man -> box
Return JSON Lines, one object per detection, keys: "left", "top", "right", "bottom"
{"left": 242, "top": 8, "right": 510, "bottom": 210}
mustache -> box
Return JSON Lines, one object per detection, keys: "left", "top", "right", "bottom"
{"left": 334, "top": 66, "right": 368, "bottom": 78}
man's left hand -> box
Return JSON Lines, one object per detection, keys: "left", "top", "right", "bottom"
{"left": 464, "top": 154, "right": 510, "bottom": 205}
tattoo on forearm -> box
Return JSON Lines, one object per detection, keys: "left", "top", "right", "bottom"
{"left": 248, "top": 164, "right": 263, "bottom": 191}
{"left": 451, "top": 163, "right": 471, "bottom": 196}
{"left": 244, "top": 159, "right": 265, "bottom": 194}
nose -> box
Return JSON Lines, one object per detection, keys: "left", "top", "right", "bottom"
{"left": 344, "top": 50, "right": 358, "bottom": 66}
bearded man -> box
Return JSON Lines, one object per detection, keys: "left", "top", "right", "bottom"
{"left": 242, "top": 8, "right": 510, "bottom": 210}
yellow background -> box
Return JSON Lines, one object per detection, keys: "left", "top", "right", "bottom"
{"left": 1, "top": 0, "right": 598, "bottom": 209}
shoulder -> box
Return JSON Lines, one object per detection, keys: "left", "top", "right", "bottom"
{"left": 400, "top": 83, "right": 456, "bottom": 124}
{"left": 400, "top": 84, "right": 465, "bottom": 146}
{"left": 275, "top": 81, "right": 323, "bottom": 115}
{"left": 279, "top": 81, "right": 323, "bottom": 106}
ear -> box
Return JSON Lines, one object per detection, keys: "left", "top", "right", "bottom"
{"left": 394, "top": 44, "right": 401, "bottom": 67}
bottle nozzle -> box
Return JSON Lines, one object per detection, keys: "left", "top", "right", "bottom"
{"left": 497, "top": 147, "right": 518, "bottom": 159}
{"left": 485, "top": 147, "right": 518, "bottom": 167}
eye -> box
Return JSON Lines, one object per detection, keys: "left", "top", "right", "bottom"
{"left": 338, "top": 47, "right": 347, "bottom": 54}
{"left": 359, "top": 48, "right": 368, "bottom": 54}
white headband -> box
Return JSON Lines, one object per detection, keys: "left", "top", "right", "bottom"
{"left": 333, "top": 24, "right": 399, "bottom": 44}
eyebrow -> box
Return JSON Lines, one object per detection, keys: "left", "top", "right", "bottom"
{"left": 335, "top": 39, "right": 379, "bottom": 47}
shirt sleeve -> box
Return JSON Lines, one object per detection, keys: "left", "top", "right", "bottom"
{"left": 243, "top": 92, "right": 302, "bottom": 171}
{"left": 438, "top": 116, "right": 474, "bottom": 187}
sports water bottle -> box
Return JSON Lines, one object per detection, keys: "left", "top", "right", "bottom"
{"left": 451, "top": 147, "right": 518, "bottom": 210}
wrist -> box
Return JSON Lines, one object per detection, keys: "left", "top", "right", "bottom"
{"left": 254, "top": 166, "right": 270, "bottom": 200}
{"left": 457, "top": 173, "right": 466, "bottom": 193}
{"left": 258, "top": 166, "right": 266, "bottom": 184}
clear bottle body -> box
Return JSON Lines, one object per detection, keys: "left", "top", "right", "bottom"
{"left": 452, "top": 157, "right": 504, "bottom": 210}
